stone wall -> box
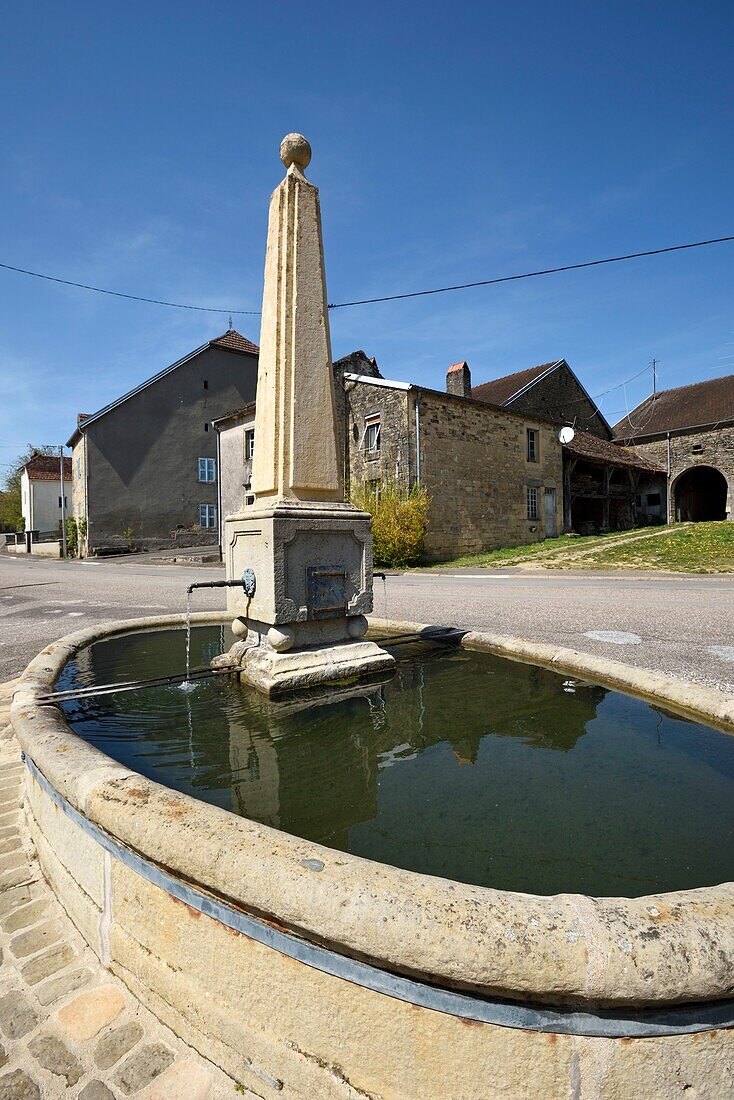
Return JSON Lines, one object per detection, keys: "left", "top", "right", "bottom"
{"left": 630, "top": 423, "right": 734, "bottom": 521}
{"left": 507, "top": 361, "right": 610, "bottom": 440}
{"left": 418, "top": 391, "right": 563, "bottom": 560}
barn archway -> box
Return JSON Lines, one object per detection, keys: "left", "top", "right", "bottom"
{"left": 673, "top": 465, "right": 727, "bottom": 522}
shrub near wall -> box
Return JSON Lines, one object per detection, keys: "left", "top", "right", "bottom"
{"left": 352, "top": 480, "right": 429, "bottom": 567}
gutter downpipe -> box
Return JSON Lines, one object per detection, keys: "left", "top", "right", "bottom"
{"left": 215, "top": 424, "right": 223, "bottom": 562}
{"left": 414, "top": 394, "right": 421, "bottom": 484}
{"left": 59, "top": 446, "right": 67, "bottom": 558}
{"left": 667, "top": 431, "right": 672, "bottom": 522}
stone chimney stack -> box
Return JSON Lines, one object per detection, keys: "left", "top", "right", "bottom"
{"left": 446, "top": 361, "right": 472, "bottom": 398}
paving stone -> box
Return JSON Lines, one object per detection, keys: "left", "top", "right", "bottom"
{"left": 20, "top": 941, "right": 74, "bottom": 985}
{"left": 79, "top": 1084, "right": 116, "bottom": 1100}
{"left": 0, "top": 853, "right": 24, "bottom": 875}
{"left": 0, "top": 813, "right": 19, "bottom": 828}
{"left": 57, "top": 983, "right": 125, "bottom": 1042}
{"left": 0, "top": 839, "right": 21, "bottom": 856}
{"left": 10, "top": 920, "right": 61, "bottom": 959}
{"left": 0, "top": 800, "right": 20, "bottom": 817}
{"left": 0, "top": 1047, "right": 5, "bottom": 1069}
{"left": 141, "top": 1058, "right": 213, "bottom": 1100}
{"left": 0, "top": 900, "right": 49, "bottom": 934}
{"left": 112, "top": 1044, "right": 174, "bottom": 1095}
{"left": 0, "top": 867, "right": 31, "bottom": 890}
{"left": 35, "top": 966, "right": 93, "bottom": 1006}
{"left": 0, "top": 991, "right": 37, "bottom": 1039}
{"left": 0, "top": 827, "right": 20, "bottom": 840}
{"left": 0, "top": 1069, "right": 41, "bottom": 1100}
{"left": 95, "top": 1021, "right": 144, "bottom": 1070}
{"left": 28, "top": 1033, "right": 83, "bottom": 1086}
{"left": 0, "top": 885, "right": 32, "bottom": 916}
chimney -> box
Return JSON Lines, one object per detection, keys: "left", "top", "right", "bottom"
{"left": 446, "top": 361, "right": 472, "bottom": 398}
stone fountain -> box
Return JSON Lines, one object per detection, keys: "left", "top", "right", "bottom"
{"left": 217, "top": 133, "right": 395, "bottom": 695}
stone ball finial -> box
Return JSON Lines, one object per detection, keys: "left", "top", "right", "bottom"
{"left": 280, "top": 133, "right": 311, "bottom": 172}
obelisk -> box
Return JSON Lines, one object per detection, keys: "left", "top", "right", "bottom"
{"left": 220, "top": 134, "right": 395, "bottom": 695}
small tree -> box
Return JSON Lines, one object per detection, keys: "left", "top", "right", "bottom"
{"left": 351, "top": 479, "right": 429, "bottom": 567}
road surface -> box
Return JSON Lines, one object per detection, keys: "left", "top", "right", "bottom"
{"left": 1, "top": 554, "right": 733, "bottom": 692}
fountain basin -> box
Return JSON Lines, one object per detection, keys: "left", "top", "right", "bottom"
{"left": 10, "top": 612, "right": 734, "bottom": 1098}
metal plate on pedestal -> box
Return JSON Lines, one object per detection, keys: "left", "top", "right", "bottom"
{"left": 307, "top": 567, "right": 347, "bottom": 619}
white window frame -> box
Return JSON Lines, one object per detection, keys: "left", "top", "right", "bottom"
{"left": 199, "top": 503, "right": 217, "bottom": 529}
{"left": 364, "top": 414, "right": 381, "bottom": 455}
{"left": 526, "top": 428, "right": 538, "bottom": 463}
{"left": 527, "top": 487, "right": 539, "bottom": 520}
{"left": 244, "top": 429, "right": 255, "bottom": 461}
{"left": 198, "top": 457, "right": 216, "bottom": 483}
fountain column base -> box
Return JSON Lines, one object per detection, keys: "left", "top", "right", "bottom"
{"left": 219, "top": 501, "right": 395, "bottom": 695}
{"left": 217, "top": 633, "right": 395, "bottom": 696}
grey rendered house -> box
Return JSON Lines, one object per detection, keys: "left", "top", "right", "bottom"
{"left": 68, "top": 329, "right": 258, "bottom": 555}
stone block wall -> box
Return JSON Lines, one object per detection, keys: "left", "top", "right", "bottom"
{"left": 630, "top": 423, "right": 734, "bottom": 521}
{"left": 417, "top": 391, "right": 563, "bottom": 560}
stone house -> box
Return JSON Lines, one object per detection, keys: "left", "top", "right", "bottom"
{"left": 613, "top": 373, "right": 734, "bottom": 522}
{"left": 216, "top": 351, "right": 666, "bottom": 561}
{"left": 471, "top": 358, "right": 666, "bottom": 533}
{"left": 20, "top": 453, "right": 72, "bottom": 538}
{"left": 67, "top": 330, "right": 258, "bottom": 555}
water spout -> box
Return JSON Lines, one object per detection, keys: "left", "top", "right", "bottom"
{"left": 183, "top": 571, "right": 255, "bottom": 684}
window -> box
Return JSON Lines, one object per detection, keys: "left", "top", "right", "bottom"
{"left": 691, "top": 443, "right": 703, "bottom": 454}
{"left": 527, "top": 487, "right": 539, "bottom": 520}
{"left": 203, "top": 379, "right": 208, "bottom": 390}
{"left": 646, "top": 492, "right": 662, "bottom": 506}
{"left": 364, "top": 414, "right": 381, "bottom": 455}
{"left": 204, "top": 422, "right": 209, "bottom": 432}
{"left": 199, "top": 504, "right": 217, "bottom": 529}
{"left": 58, "top": 496, "right": 67, "bottom": 508}
{"left": 526, "top": 429, "right": 538, "bottom": 463}
{"left": 198, "top": 457, "right": 216, "bottom": 483}
{"left": 245, "top": 429, "right": 255, "bottom": 461}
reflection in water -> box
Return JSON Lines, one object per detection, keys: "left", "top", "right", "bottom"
{"left": 58, "top": 628, "right": 734, "bottom": 897}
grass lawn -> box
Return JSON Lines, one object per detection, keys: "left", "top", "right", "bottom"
{"left": 420, "top": 526, "right": 662, "bottom": 570}
{"left": 567, "top": 521, "right": 734, "bottom": 573}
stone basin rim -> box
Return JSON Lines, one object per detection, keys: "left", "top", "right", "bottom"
{"left": 10, "top": 610, "right": 734, "bottom": 1010}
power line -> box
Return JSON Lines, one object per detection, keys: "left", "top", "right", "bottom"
{"left": 0, "top": 261, "right": 260, "bottom": 315}
{"left": 0, "top": 233, "right": 732, "bottom": 316}
{"left": 327, "top": 235, "right": 734, "bottom": 309}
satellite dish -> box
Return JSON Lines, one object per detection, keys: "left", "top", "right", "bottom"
{"left": 558, "top": 426, "right": 575, "bottom": 444}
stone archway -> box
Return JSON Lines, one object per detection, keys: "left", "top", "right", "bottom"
{"left": 673, "top": 465, "right": 728, "bottom": 521}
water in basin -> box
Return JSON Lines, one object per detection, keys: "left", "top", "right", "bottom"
{"left": 56, "top": 625, "right": 734, "bottom": 897}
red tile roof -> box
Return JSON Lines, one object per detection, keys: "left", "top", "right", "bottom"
{"left": 448, "top": 361, "right": 468, "bottom": 373}
{"left": 24, "top": 454, "right": 73, "bottom": 482}
{"left": 565, "top": 430, "right": 664, "bottom": 472}
{"left": 211, "top": 329, "right": 259, "bottom": 355}
{"left": 613, "top": 373, "right": 734, "bottom": 440}
{"left": 472, "top": 362, "right": 559, "bottom": 406}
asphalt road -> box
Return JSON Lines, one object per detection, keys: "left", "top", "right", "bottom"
{"left": 1, "top": 553, "right": 734, "bottom": 693}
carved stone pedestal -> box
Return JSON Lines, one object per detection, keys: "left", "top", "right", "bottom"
{"left": 221, "top": 500, "right": 395, "bottom": 695}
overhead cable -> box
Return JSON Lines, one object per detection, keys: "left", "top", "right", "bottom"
{"left": 0, "top": 234, "right": 732, "bottom": 316}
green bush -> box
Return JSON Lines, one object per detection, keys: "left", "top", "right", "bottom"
{"left": 65, "top": 516, "right": 87, "bottom": 558}
{"left": 351, "top": 479, "right": 429, "bottom": 567}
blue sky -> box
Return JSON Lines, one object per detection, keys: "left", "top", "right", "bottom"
{"left": 1, "top": 1, "right": 732, "bottom": 474}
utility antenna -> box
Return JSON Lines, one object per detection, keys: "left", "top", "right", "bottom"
{"left": 228, "top": 313, "right": 233, "bottom": 331}
{"left": 651, "top": 357, "right": 658, "bottom": 396}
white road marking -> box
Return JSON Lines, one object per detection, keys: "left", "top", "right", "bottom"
{"left": 707, "top": 645, "right": 734, "bottom": 663}
{"left": 583, "top": 630, "right": 642, "bottom": 646}
{"left": 67, "top": 612, "right": 84, "bottom": 617}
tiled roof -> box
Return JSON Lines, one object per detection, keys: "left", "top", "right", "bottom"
{"left": 472, "top": 362, "right": 559, "bottom": 406}
{"left": 613, "top": 373, "right": 734, "bottom": 440}
{"left": 565, "top": 430, "right": 664, "bottom": 472}
{"left": 448, "top": 361, "right": 468, "bottom": 373}
{"left": 24, "top": 454, "right": 73, "bottom": 482}
{"left": 211, "top": 402, "right": 256, "bottom": 427}
{"left": 211, "top": 330, "right": 259, "bottom": 355}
